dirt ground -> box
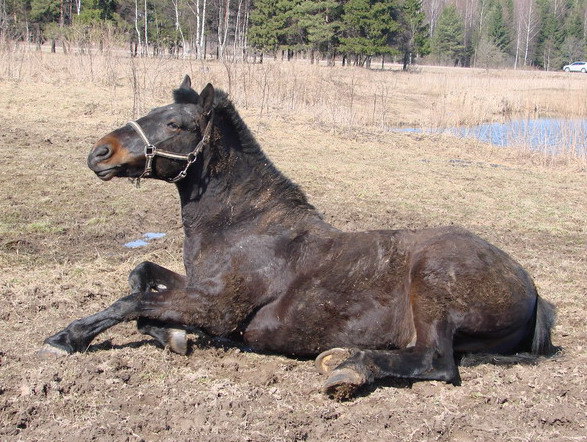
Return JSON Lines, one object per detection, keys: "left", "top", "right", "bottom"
{"left": 0, "top": 73, "right": 586, "bottom": 441}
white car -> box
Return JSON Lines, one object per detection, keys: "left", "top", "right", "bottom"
{"left": 563, "top": 61, "right": 587, "bottom": 72}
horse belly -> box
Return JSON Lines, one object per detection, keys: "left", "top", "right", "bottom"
{"left": 242, "top": 288, "right": 415, "bottom": 357}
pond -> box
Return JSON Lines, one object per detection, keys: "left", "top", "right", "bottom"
{"left": 393, "top": 118, "right": 587, "bottom": 157}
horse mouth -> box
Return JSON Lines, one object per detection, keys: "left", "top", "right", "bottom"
{"left": 95, "top": 166, "right": 121, "bottom": 181}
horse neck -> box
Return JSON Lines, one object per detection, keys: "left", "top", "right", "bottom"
{"left": 176, "top": 103, "right": 321, "bottom": 234}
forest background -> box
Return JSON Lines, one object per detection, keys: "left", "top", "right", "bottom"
{"left": 0, "top": 0, "right": 586, "bottom": 71}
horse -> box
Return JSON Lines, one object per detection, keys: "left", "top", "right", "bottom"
{"left": 40, "top": 76, "right": 556, "bottom": 399}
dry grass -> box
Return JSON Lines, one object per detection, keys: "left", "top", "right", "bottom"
{"left": 2, "top": 43, "right": 586, "bottom": 128}
{"left": 0, "top": 46, "right": 586, "bottom": 440}
{"left": 5, "top": 43, "right": 586, "bottom": 166}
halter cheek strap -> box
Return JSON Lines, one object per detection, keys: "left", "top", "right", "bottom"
{"left": 127, "top": 112, "right": 214, "bottom": 184}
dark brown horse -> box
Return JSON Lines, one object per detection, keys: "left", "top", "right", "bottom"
{"left": 40, "top": 76, "right": 556, "bottom": 399}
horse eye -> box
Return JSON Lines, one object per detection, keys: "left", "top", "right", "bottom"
{"left": 167, "top": 122, "right": 180, "bottom": 130}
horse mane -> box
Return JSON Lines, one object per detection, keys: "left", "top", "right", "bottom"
{"left": 212, "top": 89, "right": 317, "bottom": 213}
{"left": 173, "top": 87, "right": 199, "bottom": 105}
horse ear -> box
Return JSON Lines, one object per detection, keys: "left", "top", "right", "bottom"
{"left": 200, "top": 83, "right": 215, "bottom": 114}
{"left": 173, "top": 75, "right": 199, "bottom": 104}
{"left": 179, "top": 75, "right": 191, "bottom": 90}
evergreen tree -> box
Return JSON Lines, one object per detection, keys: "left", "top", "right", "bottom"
{"left": 559, "top": 2, "right": 586, "bottom": 61}
{"left": 339, "top": 0, "right": 399, "bottom": 66}
{"left": 296, "top": 0, "right": 341, "bottom": 62}
{"left": 486, "top": 0, "right": 511, "bottom": 53}
{"left": 248, "top": 0, "right": 283, "bottom": 52}
{"left": 431, "top": 4, "right": 466, "bottom": 65}
{"left": 248, "top": 0, "right": 302, "bottom": 55}
{"left": 533, "top": 0, "right": 566, "bottom": 69}
{"left": 30, "top": 0, "right": 60, "bottom": 23}
{"left": 396, "top": 0, "right": 429, "bottom": 70}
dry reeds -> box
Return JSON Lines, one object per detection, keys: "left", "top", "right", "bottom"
{"left": 1, "top": 41, "right": 585, "bottom": 166}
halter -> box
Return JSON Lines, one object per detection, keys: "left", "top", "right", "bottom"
{"left": 127, "top": 112, "right": 214, "bottom": 184}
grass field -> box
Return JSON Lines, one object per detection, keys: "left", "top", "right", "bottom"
{"left": 0, "top": 47, "right": 586, "bottom": 440}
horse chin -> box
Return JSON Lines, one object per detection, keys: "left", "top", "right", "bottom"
{"left": 94, "top": 166, "right": 123, "bottom": 181}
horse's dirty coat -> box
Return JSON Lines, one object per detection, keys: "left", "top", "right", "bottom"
{"left": 0, "top": 78, "right": 585, "bottom": 440}
{"left": 43, "top": 77, "right": 554, "bottom": 400}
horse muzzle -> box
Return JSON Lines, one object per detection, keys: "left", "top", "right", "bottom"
{"left": 88, "top": 142, "right": 122, "bottom": 180}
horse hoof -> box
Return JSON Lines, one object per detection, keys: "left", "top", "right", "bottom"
{"left": 36, "top": 344, "right": 70, "bottom": 359}
{"left": 315, "top": 348, "right": 354, "bottom": 375}
{"left": 168, "top": 329, "right": 188, "bottom": 355}
{"left": 323, "top": 368, "right": 367, "bottom": 401}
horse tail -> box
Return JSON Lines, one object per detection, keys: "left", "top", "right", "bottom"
{"left": 531, "top": 295, "right": 557, "bottom": 356}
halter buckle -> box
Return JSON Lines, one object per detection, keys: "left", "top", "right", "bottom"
{"left": 144, "top": 144, "right": 156, "bottom": 157}
{"left": 186, "top": 151, "right": 197, "bottom": 164}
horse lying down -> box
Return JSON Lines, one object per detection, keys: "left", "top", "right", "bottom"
{"left": 40, "top": 76, "right": 556, "bottom": 399}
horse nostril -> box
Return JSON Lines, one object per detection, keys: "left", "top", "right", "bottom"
{"left": 93, "top": 144, "right": 112, "bottom": 160}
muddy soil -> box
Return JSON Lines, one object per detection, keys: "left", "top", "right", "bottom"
{"left": 0, "top": 79, "right": 586, "bottom": 441}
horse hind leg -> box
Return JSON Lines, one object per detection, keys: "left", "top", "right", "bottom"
{"left": 129, "top": 261, "right": 188, "bottom": 355}
{"left": 317, "top": 321, "right": 460, "bottom": 400}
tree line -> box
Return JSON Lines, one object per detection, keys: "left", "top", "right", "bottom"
{"left": 0, "top": 0, "right": 585, "bottom": 70}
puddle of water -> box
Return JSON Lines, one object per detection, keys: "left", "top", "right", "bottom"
{"left": 392, "top": 118, "right": 587, "bottom": 156}
{"left": 123, "top": 232, "right": 167, "bottom": 248}
{"left": 144, "top": 232, "right": 166, "bottom": 240}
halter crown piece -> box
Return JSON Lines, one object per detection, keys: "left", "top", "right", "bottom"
{"left": 127, "top": 111, "right": 214, "bottom": 185}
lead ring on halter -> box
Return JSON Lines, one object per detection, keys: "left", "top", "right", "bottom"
{"left": 127, "top": 112, "right": 214, "bottom": 184}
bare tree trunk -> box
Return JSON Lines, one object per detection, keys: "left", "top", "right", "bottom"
{"left": 232, "top": 0, "right": 244, "bottom": 61}
{"left": 514, "top": 20, "right": 520, "bottom": 69}
{"left": 134, "top": 0, "right": 142, "bottom": 56}
{"left": 187, "top": 0, "right": 207, "bottom": 59}
{"left": 516, "top": 0, "right": 539, "bottom": 67}
{"left": 59, "top": 0, "right": 68, "bottom": 54}
{"left": 217, "top": 0, "right": 231, "bottom": 59}
{"left": 199, "top": 0, "right": 207, "bottom": 59}
{"left": 144, "top": 0, "right": 149, "bottom": 56}
{"left": 172, "top": 0, "right": 187, "bottom": 57}
{"left": 241, "top": 1, "right": 250, "bottom": 61}
{"left": 0, "top": 0, "right": 6, "bottom": 39}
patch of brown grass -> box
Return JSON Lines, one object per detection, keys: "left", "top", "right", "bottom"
{"left": 0, "top": 50, "right": 586, "bottom": 441}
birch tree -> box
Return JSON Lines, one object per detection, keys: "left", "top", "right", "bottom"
{"left": 172, "top": 0, "right": 187, "bottom": 55}
{"left": 515, "top": 0, "right": 539, "bottom": 66}
{"left": 216, "top": 0, "right": 231, "bottom": 59}
{"left": 423, "top": 0, "right": 448, "bottom": 34}
{"left": 187, "top": 0, "right": 207, "bottom": 58}
{"left": 133, "top": 0, "right": 142, "bottom": 55}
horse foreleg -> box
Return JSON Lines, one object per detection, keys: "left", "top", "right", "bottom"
{"left": 128, "top": 261, "right": 186, "bottom": 292}
{"left": 128, "top": 261, "right": 189, "bottom": 354}
{"left": 39, "top": 294, "right": 140, "bottom": 356}
{"left": 39, "top": 287, "right": 252, "bottom": 356}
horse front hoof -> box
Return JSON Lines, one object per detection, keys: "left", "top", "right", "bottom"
{"left": 323, "top": 367, "right": 367, "bottom": 401}
{"left": 36, "top": 344, "right": 70, "bottom": 359}
{"left": 315, "top": 348, "right": 354, "bottom": 375}
{"left": 168, "top": 329, "right": 188, "bottom": 355}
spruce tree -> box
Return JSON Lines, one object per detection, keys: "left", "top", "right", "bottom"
{"left": 296, "top": 0, "right": 341, "bottom": 62}
{"left": 339, "top": 0, "right": 399, "bottom": 66}
{"left": 486, "top": 0, "right": 511, "bottom": 53}
{"left": 30, "top": 0, "right": 60, "bottom": 23}
{"left": 248, "top": 0, "right": 284, "bottom": 53}
{"left": 534, "top": 0, "right": 566, "bottom": 69}
{"left": 431, "top": 4, "right": 466, "bottom": 65}
{"left": 396, "top": 0, "right": 429, "bottom": 70}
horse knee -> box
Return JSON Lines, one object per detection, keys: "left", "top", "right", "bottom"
{"left": 128, "top": 261, "right": 155, "bottom": 292}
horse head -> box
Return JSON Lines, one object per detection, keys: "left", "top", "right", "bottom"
{"left": 88, "top": 76, "right": 214, "bottom": 182}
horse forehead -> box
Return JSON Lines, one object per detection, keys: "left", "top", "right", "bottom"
{"left": 148, "top": 103, "right": 198, "bottom": 118}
